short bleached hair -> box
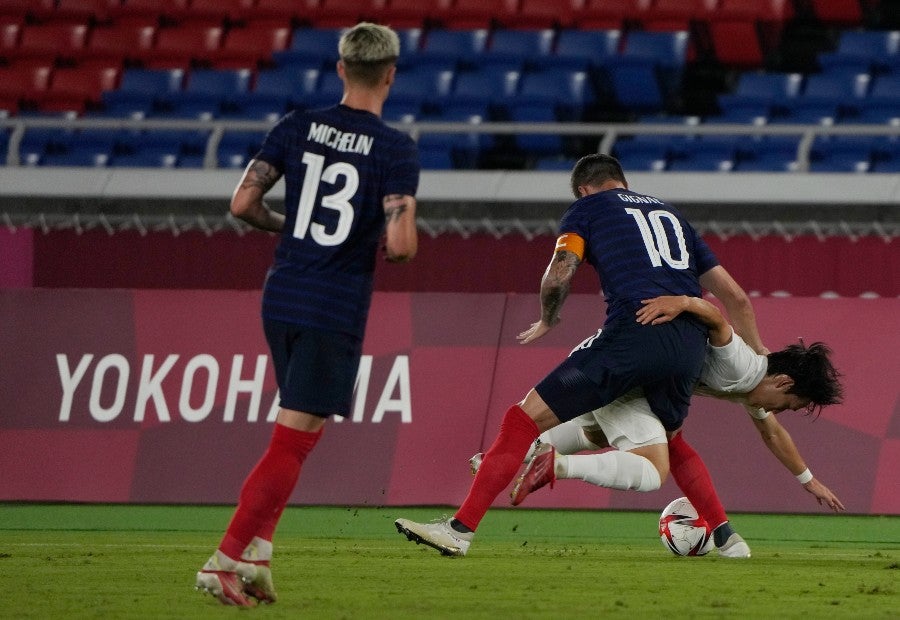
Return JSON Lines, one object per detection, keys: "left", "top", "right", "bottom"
{"left": 339, "top": 22, "right": 400, "bottom": 63}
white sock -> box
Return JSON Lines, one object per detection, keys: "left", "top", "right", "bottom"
{"left": 537, "top": 424, "right": 600, "bottom": 456}
{"left": 241, "top": 537, "right": 273, "bottom": 563}
{"left": 558, "top": 451, "right": 661, "bottom": 492}
{"left": 203, "top": 549, "right": 238, "bottom": 572}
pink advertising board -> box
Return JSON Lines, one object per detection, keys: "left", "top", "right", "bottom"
{"left": 0, "top": 289, "right": 897, "bottom": 514}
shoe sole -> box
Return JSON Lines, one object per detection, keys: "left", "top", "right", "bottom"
{"left": 394, "top": 521, "right": 461, "bottom": 557}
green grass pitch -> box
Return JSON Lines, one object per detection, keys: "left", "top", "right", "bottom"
{"left": 0, "top": 503, "right": 897, "bottom": 618}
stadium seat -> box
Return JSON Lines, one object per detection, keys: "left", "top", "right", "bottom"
{"left": 573, "top": 0, "right": 652, "bottom": 30}
{"left": 107, "top": 0, "right": 190, "bottom": 24}
{"left": 809, "top": 0, "right": 864, "bottom": 26}
{"left": 818, "top": 31, "right": 900, "bottom": 76}
{"left": 716, "top": 72, "right": 803, "bottom": 122}
{"left": 870, "top": 136, "right": 900, "bottom": 172}
{"left": 161, "top": 67, "right": 252, "bottom": 118}
{"left": 307, "top": 0, "right": 375, "bottom": 28}
{"left": 174, "top": 0, "right": 257, "bottom": 24}
{"left": 506, "top": 103, "right": 565, "bottom": 156}
{"left": 8, "top": 22, "right": 89, "bottom": 64}
{"left": 79, "top": 21, "right": 157, "bottom": 66}
{"left": 0, "top": 63, "right": 53, "bottom": 109}
{"left": 502, "top": 0, "right": 581, "bottom": 30}
{"left": 306, "top": 71, "right": 345, "bottom": 108}
{"left": 376, "top": 0, "right": 453, "bottom": 29}
{"left": 37, "top": 63, "right": 121, "bottom": 114}
{"left": 443, "top": 0, "right": 519, "bottom": 29}
{"left": 708, "top": 20, "right": 766, "bottom": 68}
{"left": 273, "top": 28, "right": 343, "bottom": 69}
{"left": 611, "top": 135, "right": 670, "bottom": 171}
{"left": 417, "top": 29, "right": 489, "bottom": 68}
{"left": 417, "top": 144, "right": 456, "bottom": 169}
{"left": 0, "top": 17, "right": 21, "bottom": 58}
{"left": 112, "top": 128, "right": 210, "bottom": 168}
{"left": 101, "top": 67, "right": 185, "bottom": 117}
{"left": 477, "top": 28, "right": 555, "bottom": 71}
{"left": 732, "top": 135, "right": 800, "bottom": 171}
{"left": 779, "top": 72, "right": 870, "bottom": 124}
{"left": 604, "top": 31, "right": 690, "bottom": 113}
{"left": 514, "top": 68, "right": 595, "bottom": 120}
{"left": 216, "top": 130, "right": 267, "bottom": 168}
{"left": 228, "top": 66, "right": 319, "bottom": 119}
{"left": 212, "top": 21, "right": 292, "bottom": 69}
{"left": 148, "top": 22, "right": 224, "bottom": 68}
{"left": 252, "top": 0, "right": 319, "bottom": 23}
{"left": 388, "top": 65, "right": 454, "bottom": 110}
{"left": 38, "top": 128, "right": 120, "bottom": 167}
{"left": 53, "top": 0, "right": 121, "bottom": 23}
{"left": 535, "top": 28, "right": 621, "bottom": 71}
{"left": 808, "top": 135, "right": 873, "bottom": 172}
{"left": 441, "top": 66, "right": 520, "bottom": 117}
{"left": 667, "top": 135, "right": 739, "bottom": 172}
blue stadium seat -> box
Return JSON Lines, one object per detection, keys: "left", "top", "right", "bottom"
{"left": 418, "top": 106, "right": 493, "bottom": 166}
{"left": 514, "top": 69, "right": 595, "bottom": 120}
{"left": 388, "top": 66, "right": 455, "bottom": 110}
{"left": 871, "top": 136, "right": 900, "bottom": 171}
{"left": 229, "top": 67, "right": 320, "bottom": 119}
{"left": 273, "top": 28, "right": 343, "bottom": 68}
{"left": 535, "top": 28, "right": 621, "bottom": 71}
{"left": 507, "top": 103, "right": 564, "bottom": 156}
{"left": 604, "top": 31, "right": 690, "bottom": 113}
{"left": 102, "top": 68, "right": 185, "bottom": 117}
{"left": 611, "top": 135, "right": 670, "bottom": 171}
{"left": 306, "top": 71, "right": 344, "bottom": 108}
{"left": 716, "top": 72, "right": 803, "bottom": 123}
{"left": 417, "top": 29, "right": 489, "bottom": 67}
{"left": 777, "top": 72, "right": 870, "bottom": 124}
{"left": 164, "top": 68, "right": 253, "bottom": 119}
{"left": 818, "top": 30, "right": 900, "bottom": 75}
{"left": 111, "top": 129, "right": 210, "bottom": 168}
{"left": 477, "top": 29, "right": 555, "bottom": 70}
{"left": 534, "top": 157, "right": 578, "bottom": 170}
{"left": 732, "top": 136, "right": 800, "bottom": 171}
{"left": 217, "top": 130, "right": 267, "bottom": 168}
{"left": 417, "top": 144, "right": 455, "bottom": 169}
{"left": 808, "top": 135, "right": 873, "bottom": 172}
{"left": 440, "top": 66, "right": 520, "bottom": 117}
{"left": 666, "top": 136, "right": 738, "bottom": 172}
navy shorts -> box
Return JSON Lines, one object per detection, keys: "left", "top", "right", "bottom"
{"left": 535, "top": 315, "right": 707, "bottom": 431}
{"left": 263, "top": 319, "right": 363, "bottom": 418}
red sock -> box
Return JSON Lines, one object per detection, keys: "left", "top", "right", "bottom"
{"left": 668, "top": 432, "right": 728, "bottom": 529}
{"left": 218, "top": 423, "right": 323, "bottom": 561}
{"left": 455, "top": 405, "right": 539, "bottom": 531}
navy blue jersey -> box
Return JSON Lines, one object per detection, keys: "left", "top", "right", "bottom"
{"left": 558, "top": 188, "right": 718, "bottom": 324}
{"left": 254, "top": 105, "right": 419, "bottom": 338}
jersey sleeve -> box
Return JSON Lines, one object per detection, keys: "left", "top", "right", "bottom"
{"left": 383, "top": 134, "right": 420, "bottom": 198}
{"left": 253, "top": 112, "right": 294, "bottom": 171}
{"left": 700, "top": 330, "right": 768, "bottom": 393}
{"left": 690, "top": 226, "right": 720, "bottom": 275}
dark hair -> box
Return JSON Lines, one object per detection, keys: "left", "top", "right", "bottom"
{"left": 766, "top": 341, "right": 843, "bottom": 416}
{"left": 570, "top": 153, "right": 627, "bottom": 198}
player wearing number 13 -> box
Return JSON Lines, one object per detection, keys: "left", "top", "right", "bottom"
{"left": 195, "top": 23, "right": 418, "bottom": 606}
{"left": 395, "top": 153, "right": 718, "bottom": 555}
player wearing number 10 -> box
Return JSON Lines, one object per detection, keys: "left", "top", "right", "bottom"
{"left": 396, "top": 153, "right": 720, "bottom": 556}
{"left": 195, "top": 23, "right": 419, "bottom": 606}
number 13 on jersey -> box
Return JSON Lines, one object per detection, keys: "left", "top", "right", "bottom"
{"left": 293, "top": 152, "right": 359, "bottom": 246}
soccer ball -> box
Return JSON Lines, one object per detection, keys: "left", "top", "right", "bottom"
{"left": 658, "top": 496, "right": 714, "bottom": 556}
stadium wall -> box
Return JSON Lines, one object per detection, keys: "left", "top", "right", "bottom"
{"left": 1, "top": 289, "right": 896, "bottom": 515}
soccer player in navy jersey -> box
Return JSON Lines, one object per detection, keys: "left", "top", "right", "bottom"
{"left": 395, "top": 153, "right": 736, "bottom": 556}
{"left": 195, "top": 23, "right": 419, "bottom": 606}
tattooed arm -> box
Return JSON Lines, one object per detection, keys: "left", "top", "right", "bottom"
{"left": 382, "top": 193, "right": 417, "bottom": 262}
{"left": 230, "top": 159, "right": 285, "bottom": 233}
{"left": 518, "top": 249, "right": 581, "bottom": 344}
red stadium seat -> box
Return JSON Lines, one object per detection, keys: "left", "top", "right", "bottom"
{"left": 442, "top": 0, "right": 519, "bottom": 30}
{"left": 574, "top": 0, "right": 652, "bottom": 29}
{"left": 810, "top": 0, "right": 863, "bottom": 26}
{"left": 108, "top": 0, "right": 191, "bottom": 24}
{"left": 708, "top": 0, "right": 794, "bottom": 22}
{"left": 212, "top": 21, "right": 292, "bottom": 68}
{"left": 37, "top": 63, "right": 121, "bottom": 113}
{"left": 53, "top": 0, "right": 121, "bottom": 23}
{"left": 0, "top": 0, "right": 34, "bottom": 20}
{"left": 252, "top": 0, "right": 319, "bottom": 24}
{"left": 8, "top": 22, "right": 90, "bottom": 63}
{"left": 79, "top": 21, "right": 157, "bottom": 64}
{"left": 309, "top": 0, "right": 377, "bottom": 28}
{"left": 501, "top": 0, "right": 582, "bottom": 30}
{"left": 0, "top": 18, "right": 21, "bottom": 59}
{"left": 708, "top": 20, "right": 765, "bottom": 68}
{"left": 146, "top": 22, "right": 224, "bottom": 67}
{"left": 0, "top": 62, "right": 53, "bottom": 106}
{"left": 175, "top": 0, "right": 258, "bottom": 24}
{"left": 377, "top": 0, "right": 452, "bottom": 29}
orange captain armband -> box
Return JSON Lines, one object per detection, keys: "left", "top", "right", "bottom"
{"left": 554, "top": 233, "right": 585, "bottom": 260}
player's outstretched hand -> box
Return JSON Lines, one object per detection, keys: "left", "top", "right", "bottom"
{"left": 518, "top": 321, "right": 552, "bottom": 344}
{"left": 804, "top": 478, "right": 845, "bottom": 512}
{"left": 636, "top": 296, "right": 690, "bottom": 325}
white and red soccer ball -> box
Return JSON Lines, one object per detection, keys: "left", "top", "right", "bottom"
{"left": 659, "top": 496, "right": 714, "bottom": 556}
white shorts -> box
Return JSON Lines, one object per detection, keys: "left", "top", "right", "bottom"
{"left": 575, "top": 390, "right": 667, "bottom": 451}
